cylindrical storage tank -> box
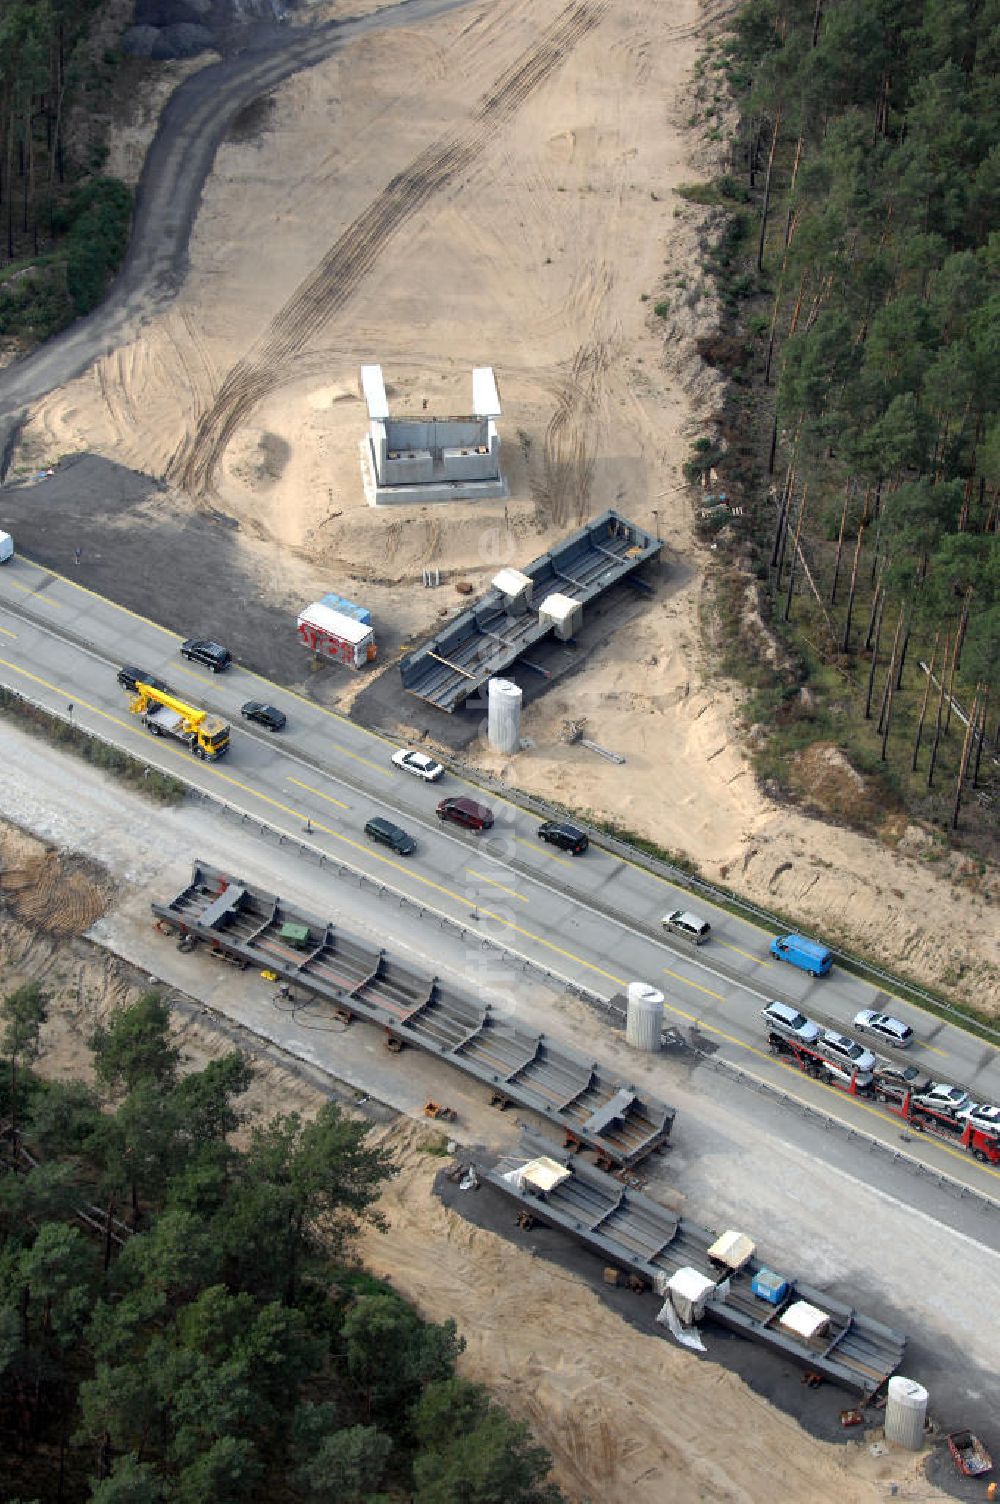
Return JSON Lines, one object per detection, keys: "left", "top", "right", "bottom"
{"left": 625, "top": 982, "right": 664, "bottom": 1052}
{"left": 487, "top": 678, "right": 522, "bottom": 754}
{"left": 883, "top": 1377, "right": 928, "bottom": 1450}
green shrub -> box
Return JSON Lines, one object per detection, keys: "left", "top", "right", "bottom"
{"left": 0, "top": 687, "right": 186, "bottom": 804}
{"left": 0, "top": 263, "right": 71, "bottom": 340}
{"left": 62, "top": 177, "right": 132, "bottom": 316}
{"left": 718, "top": 173, "right": 748, "bottom": 201}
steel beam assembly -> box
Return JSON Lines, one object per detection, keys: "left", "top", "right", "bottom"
{"left": 154, "top": 862, "right": 676, "bottom": 1168}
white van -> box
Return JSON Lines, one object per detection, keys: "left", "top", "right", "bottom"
{"left": 0, "top": 531, "right": 13, "bottom": 564}
{"left": 662, "top": 908, "right": 711, "bottom": 945}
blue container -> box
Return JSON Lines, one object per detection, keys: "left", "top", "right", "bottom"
{"left": 320, "top": 593, "right": 371, "bottom": 626}
{"left": 751, "top": 1269, "right": 789, "bottom": 1305}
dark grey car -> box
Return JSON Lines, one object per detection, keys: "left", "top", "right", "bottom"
{"left": 241, "top": 701, "right": 286, "bottom": 731}
{"left": 117, "top": 666, "right": 174, "bottom": 696}
{"left": 364, "top": 816, "right": 416, "bottom": 855}
{"left": 180, "top": 638, "right": 232, "bottom": 672}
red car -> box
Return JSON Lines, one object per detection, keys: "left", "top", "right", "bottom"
{"left": 436, "top": 796, "right": 494, "bottom": 831}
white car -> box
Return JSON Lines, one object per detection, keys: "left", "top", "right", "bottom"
{"left": 392, "top": 748, "right": 444, "bottom": 782}
{"left": 762, "top": 1001, "right": 820, "bottom": 1045}
{"left": 913, "top": 1082, "right": 971, "bottom": 1117}
{"left": 956, "top": 1102, "right": 1000, "bottom": 1130}
{"left": 853, "top": 1009, "right": 913, "bottom": 1048}
{"left": 821, "top": 1030, "right": 876, "bottom": 1074}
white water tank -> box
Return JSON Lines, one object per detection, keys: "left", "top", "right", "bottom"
{"left": 487, "top": 677, "right": 522, "bottom": 753}
{"left": 625, "top": 982, "right": 664, "bottom": 1051}
{"left": 884, "top": 1376, "right": 928, "bottom": 1450}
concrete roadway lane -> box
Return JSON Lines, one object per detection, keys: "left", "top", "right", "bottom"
{"left": 1, "top": 555, "right": 999, "bottom": 1120}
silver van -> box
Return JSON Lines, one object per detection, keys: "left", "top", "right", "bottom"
{"left": 662, "top": 908, "right": 711, "bottom": 945}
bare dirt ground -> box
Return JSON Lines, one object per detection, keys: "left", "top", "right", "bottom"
{"left": 359, "top": 1126, "right": 949, "bottom": 1504}
{"left": 7, "top": 0, "right": 995, "bottom": 1008}
{"left": 0, "top": 813, "right": 950, "bottom": 1504}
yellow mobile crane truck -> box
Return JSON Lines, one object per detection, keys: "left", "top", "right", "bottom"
{"left": 127, "top": 681, "right": 230, "bottom": 760}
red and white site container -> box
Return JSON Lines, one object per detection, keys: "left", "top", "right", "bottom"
{"left": 297, "top": 602, "right": 377, "bottom": 669}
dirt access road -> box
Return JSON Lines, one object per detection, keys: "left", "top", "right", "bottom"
{"left": 0, "top": 0, "right": 478, "bottom": 471}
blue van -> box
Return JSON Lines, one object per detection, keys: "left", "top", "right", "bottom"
{"left": 770, "top": 933, "right": 832, "bottom": 977}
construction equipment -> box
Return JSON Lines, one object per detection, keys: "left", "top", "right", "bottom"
{"left": 126, "top": 680, "right": 230, "bottom": 760}
{"left": 491, "top": 1137, "right": 906, "bottom": 1397}
{"left": 155, "top": 863, "right": 676, "bottom": 1170}
{"left": 886, "top": 1091, "right": 1000, "bottom": 1164}
{"left": 766, "top": 1030, "right": 873, "bottom": 1096}
{"left": 424, "top": 1101, "right": 457, "bottom": 1122}
{"left": 947, "top": 1431, "right": 992, "bottom": 1477}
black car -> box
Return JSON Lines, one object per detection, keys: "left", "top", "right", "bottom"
{"left": 537, "top": 820, "right": 589, "bottom": 855}
{"left": 364, "top": 816, "right": 416, "bottom": 855}
{"left": 117, "top": 665, "right": 174, "bottom": 696}
{"left": 241, "top": 701, "right": 286, "bottom": 732}
{"left": 180, "top": 638, "right": 232, "bottom": 672}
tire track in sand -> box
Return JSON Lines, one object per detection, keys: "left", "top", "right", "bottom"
{"left": 175, "top": 0, "right": 606, "bottom": 496}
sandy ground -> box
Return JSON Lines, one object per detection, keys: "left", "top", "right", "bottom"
{"left": 0, "top": 805, "right": 949, "bottom": 1504}
{"left": 0, "top": 1, "right": 992, "bottom": 1495}
{"left": 12, "top": 0, "right": 996, "bottom": 1009}
{"left": 358, "top": 1126, "right": 943, "bottom": 1504}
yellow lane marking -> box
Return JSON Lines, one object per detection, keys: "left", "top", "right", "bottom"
{"left": 176, "top": 664, "right": 214, "bottom": 686}
{"left": 3, "top": 580, "right": 62, "bottom": 608}
{"left": 287, "top": 776, "right": 349, "bottom": 811}
{"left": 663, "top": 968, "right": 725, "bottom": 1001}
{"left": 1, "top": 652, "right": 992, "bottom": 1186}
{"left": 238, "top": 665, "right": 394, "bottom": 751}
{"left": 0, "top": 656, "right": 132, "bottom": 731}
{"left": 782, "top": 1070, "right": 1000, "bottom": 1179}
{"left": 514, "top": 833, "right": 572, "bottom": 868}
{"left": 46, "top": 569, "right": 177, "bottom": 636}
{"left": 717, "top": 939, "right": 771, "bottom": 966}
{"left": 920, "top": 1043, "right": 949, "bottom": 1057}
{"left": 40, "top": 560, "right": 394, "bottom": 755}
{"left": 334, "top": 742, "right": 391, "bottom": 776}
{"left": 0, "top": 624, "right": 16, "bottom": 639}
{"left": 654, "top": 993, "right": 1000, "bottom": 1182}
{"left": 467, "top": 869, "right": 528, "bottom": 904}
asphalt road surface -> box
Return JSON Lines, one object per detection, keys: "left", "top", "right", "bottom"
{"left": 0, "top": 0, "right": 479, "bottom": 469}
{"left": 1, "top": 553, "right": 999, "bottom": 1211}
{"left": 2, "top": 730, "right": 998, "bottom": 1467}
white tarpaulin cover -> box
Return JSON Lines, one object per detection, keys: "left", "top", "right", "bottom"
{"left": 656, "top": 1297, "right": 707, "bottom": 1351}
{"left": 779, "top": 1300, "right": 830, "bottom": 1341}
{"left": 297, "top": 602, "right": 372, "bottom": 645}
{"left": 492, "top": 567, "right": 532, "bottom": 598}
{"left": 707, "top": 1229, "right": 756, "bottom": 1270}
{"left": 666, "top": 1267, "right": 717, "bottom": 1324}
{"left": 519, "top": 1156, "right": 571, "bottom": 1193}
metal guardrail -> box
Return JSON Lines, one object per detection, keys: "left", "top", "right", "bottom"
{"left": 0, "top": 678, "right": 612, "bottom": 1011}
{"left": 5, "top": 682, "right": 995, "bottom": 1214}
{"left": 1, "top": 582, "right": 993, "bottom": 1042}
{"left": 176, "top": 789, "right": 1000, "bottom": 1213}
{"left": 440, "top": 752, "right": 1000, "bottom": 1046}
{"left": 3, "top": 668, "right": 997, "bottom": 1063}
{"left": 593, "top": 996, "right": 999, "bottom": 1218}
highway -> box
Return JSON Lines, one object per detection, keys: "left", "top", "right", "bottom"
{"left": 1, "top": 552, "right": 999, "bottom": 1184}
